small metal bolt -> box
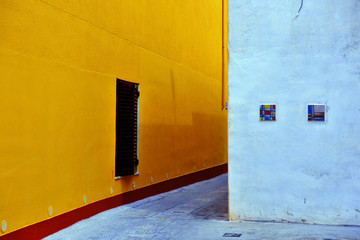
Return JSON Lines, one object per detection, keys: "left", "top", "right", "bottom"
{"left": 1, "top": 220, "right": 7, "bottom": 233}
{"left": 48, "top": 206, "right": 53, "bottom": 216}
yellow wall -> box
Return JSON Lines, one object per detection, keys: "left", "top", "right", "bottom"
{"left": 0, "top": 0, "right": 227, "bottom": 235}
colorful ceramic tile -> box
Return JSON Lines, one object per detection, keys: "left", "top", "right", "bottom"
{"left": 308, "top": 104, "right": 325, "bottom": 121}
{"left": 260, "top": 104, "right": 276, "bottom": 121}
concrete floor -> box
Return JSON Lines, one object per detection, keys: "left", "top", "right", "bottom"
{"left": 44, "top": 174, "right": 360, "bottom": 240}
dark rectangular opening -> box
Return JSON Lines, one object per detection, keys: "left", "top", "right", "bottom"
{"left": 115, "top": 79, "right": 139, "bottom": 177}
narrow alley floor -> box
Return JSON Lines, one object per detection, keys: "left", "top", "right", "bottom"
{"left": 44, "top": 174, "right": 360, "bottom": 240}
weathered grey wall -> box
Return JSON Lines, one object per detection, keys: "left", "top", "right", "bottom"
{"left": 228, "top": 0, "right": 360, "bottom": 225}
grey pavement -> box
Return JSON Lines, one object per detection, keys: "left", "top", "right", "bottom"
{"left": 44, "top": 174, "right": 360, "bottom": 240}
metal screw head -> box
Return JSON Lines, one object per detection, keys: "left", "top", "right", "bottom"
{"left": 1, "top": 221, "right": 6, "bottom": 233}
{"left": 48, "top": 206, "right": 53, "bottom": 216}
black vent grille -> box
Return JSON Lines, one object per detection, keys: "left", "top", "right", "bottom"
{"left": 115, "top": 79, "right": 139, "bottom": 177}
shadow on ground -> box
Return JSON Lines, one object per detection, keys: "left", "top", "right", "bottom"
{"left": 126, "top": 173, "right": 229, "bottom": 221}
{"left": 44, "top": 174, "right": 360, "bottom": 240}
{"left": 189, "top": 187, "right": 228, "bottom": 220}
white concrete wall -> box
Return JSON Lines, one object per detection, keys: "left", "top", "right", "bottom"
{"left": 228, "top": 0, "right": 360, "bottom": 225}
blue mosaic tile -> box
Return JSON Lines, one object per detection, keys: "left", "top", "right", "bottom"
{"left": 308, "top": 104, "right": 325, "bottom": 121}
{"left": 260, "top": 104, "right": 276, "bottom": 121}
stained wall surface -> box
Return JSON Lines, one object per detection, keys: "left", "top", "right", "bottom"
{"left": 0, "top": 0, "right": 227, "bottom": 235}
{"left": 228, "top": 0, "right": 360, "bottom": 225}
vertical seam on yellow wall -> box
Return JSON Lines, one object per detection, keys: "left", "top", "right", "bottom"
{"left": 221, "top": 0, "right": 228, "bottom": 109}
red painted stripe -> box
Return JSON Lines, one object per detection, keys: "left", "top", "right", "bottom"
{"left": 1, "top": 164, "right": 228, "bottom": 240}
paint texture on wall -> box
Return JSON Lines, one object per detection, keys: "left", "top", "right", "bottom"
{"left": 0, "top": 0, "right": 227, "bottom": 235}
{"left": 228, "top": 0, "right": 360, "bottom": 225}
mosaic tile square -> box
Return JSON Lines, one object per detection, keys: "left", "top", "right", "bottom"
{"left": 260, "top": 104, "right": 276, "bottom": 121}
{"left": 308, "top": 104, "right": 325, "bottom": 121}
